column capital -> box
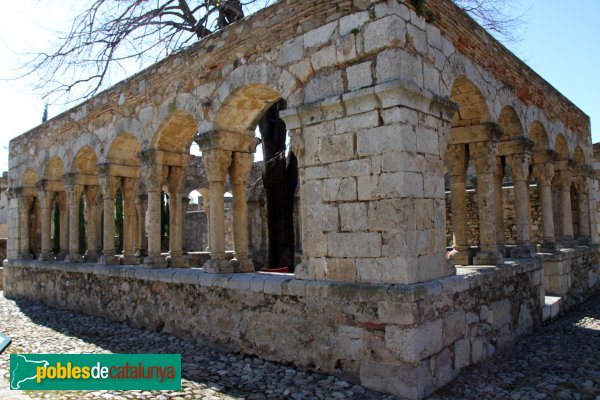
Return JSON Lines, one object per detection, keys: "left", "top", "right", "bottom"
{"left": 230, "top": 152, "right": 255, "bottom": 185}
{"left": 202, "top": 148, "right": 232, "bottom": 183}
{"left": 65, "top": 182, "right": 84, "bottom": 205}
{"left": 166, "top": 165, "right": 187, "bottom": 194}
{"left": 196, "top": 130, "right": 261, "bottom": 154}
{"left": 506, "top": 151, "right": 531, "bottom": 182}
{"left": 555, "top": 169, "right": 572, "bottom": 190}
{"left": 470, "top": 141, "right": 498, "bottom": 175}
{"left": 140, "top": 162, "right": 166, "bottom": 192}
{"left": 446, "top": 144, "right": 468, "bottom": 177}
{"left": 532, "top": 163, "right": 554, "bottom": 186}
{"left": 98, "top": 173, "right": 120, "bottom": 199}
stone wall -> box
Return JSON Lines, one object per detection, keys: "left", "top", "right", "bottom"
{"left": 4, "top": 260, "right": 543, "bottom": 399}
{"left": 445, "top": 185, "right": 543, "bottom": 247}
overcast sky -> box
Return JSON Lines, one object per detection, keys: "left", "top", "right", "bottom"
{"left": 0, "top": 0, "right": 599, "bottom": 174}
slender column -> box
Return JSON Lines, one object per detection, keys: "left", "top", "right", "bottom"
{"left": 574, "top": 175, "right": 591, "bottom": 243}
{"left": 230, "top": 151, "right": 255, "bottom": 272}
{"left": 57, "top": 191, "right": 69, "bottom": 259}
{"left": 446, "top": 144, "right": 470, "bottom": 265}
{"left": 166, "top": 166, "right": 187, "bottom": 267}
{"left": 507, "top": 152, "right": 535, "bottom": 257}
{"left": 202, "top": 148, "right": 233, "bottom": 273}
{"left": 470, "top": 141, "right": 503, "bottom": 265}
{"left": 18, "top": 194, "right": 34, "bottom": 259}
{"left": 98, "top": 168, "right": 120, "bottom": 265}
{"left": 532, "top": 163, "right": 558, "bottom": 251}
{"left": 199, "top": 188, "right": 210, "bottom": 251}
{"left": 494, "top": 157, "right": 506, "bottom": 256}
{"left": 135, "top": 194, "right": 148, "bottom": 258}
{"left": 141, "top": 158, "right": 167, "bottom": 267}
{"left": 37, "top": 184, "right": 54, "bottom": 261}
{"left": 181, "top": 196, "right": 190, "bottom": 254}
{"left": 556, "top": 168, "right": 575, "bottom": 246}
{"left": 84, "top": 186, "right": 101, "bottom": 262}
{"left": 122, "top": 177, "right": 138, "bottom": 264}
{"left": 64, "top": 180, "right": 84, "bottom": 262}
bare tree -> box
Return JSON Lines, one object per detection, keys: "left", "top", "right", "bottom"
{"left": 453, "top": 0, "right": 526, "bottom": 43}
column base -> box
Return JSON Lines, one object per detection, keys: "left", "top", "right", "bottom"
{"left": 99, "top": 254, "right": 120, "bottom": 265}
{"left": 143, "top": 255, "right": 168, "bottom": 268}
{"left": 230, "top": 258, "right": 254, "bottom": 273}
{"left": 84, "top": 250, "right": 100, "bottom": 263}
{"left": 473, "top": 250, "right": 503, "bottom": 266}
{"left": 38, "top": 251, "right": 55, "bottom": 261}
{"left": 123, "top": 255, "right": 141, "bottom": 265}
{"left": 447, "top": 249, "right": 470, "bottom": 266}
{"left": 18, "top": 252, "right": 33, "bottom": 260}
{"left": 509, "top": 244, "right": 536, "bottom": 258}
{"left": 65, "top": 253, "right": 84, "bottom": 263}
{"left": 135, "top": 249, "right": 148, "bottom": 258}
{"left": 167, "top": 255, "right": 188, "bottom": 268}
{"left": 559, "top": 238, "right": 576, "bottom": 249}
{"left": 203, "top": 258, "right": 234, "bottom": 273}
{"left": 538, "top": 240, "right": 559, "bottom": 252}
{"left": 497, "top": 244, "right": 507, "bottom": 258}
{"left": 57, "top": 251, "right": 68, "bottom": 261}
{"left": 578, "top": 236, "right": 591, "bottom": 245}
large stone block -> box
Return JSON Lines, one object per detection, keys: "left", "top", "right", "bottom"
{"left": 363, "top": 15, "right": 406, "bottom": 54}
{"left": 384, "top": 319, "right": 443, "bottom": 363}
{"left": 327, "top": 232, "right": 381, "bottom": 258}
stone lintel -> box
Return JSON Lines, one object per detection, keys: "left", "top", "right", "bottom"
{"left": 554, "top": 159, "right": 573, "bottom": 172}
{"left": 62, "top": 173, "right": 101, "bottom": 186}
{"left": 36, "top": 179, "right": 65, "bottom": 193}
{"left": 96, "top": 163, "right": 141, "bottom": 178}
{"left": 532, "top": 149, "right": 557, "bottom": 165}
{"left": 497, "top": 138, "right": 534, "bottom": 157}
{"left": 195, "top": 130, "right": 261, "bottom": 154}
{"left": 449, "top": 123, "right": 502, "bottom": 145}
{"left": 141, "top": 149, "right": 192, "bottom": 168}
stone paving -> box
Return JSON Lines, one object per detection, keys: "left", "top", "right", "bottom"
{"left": 2, "top": 291, "right": 600, "bottom": 400}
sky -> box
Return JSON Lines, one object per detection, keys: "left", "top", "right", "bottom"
{"left": 0, "top": 1, "right": 599, "bottom": 174}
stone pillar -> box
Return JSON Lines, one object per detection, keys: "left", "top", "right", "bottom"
{"left": 494, "top": 157, "right": 506, "bottom": 256}
{"left": 98, "top": 170, "right": 120, "bottom": 265}
{"left": 470, "top": 141, "right": 503, "bottom": 265}
{"left": 202, "top": 148, "right": 232, "bottom": 273}
{"left": 574, "top": 175, "right": 591, "bottom": 244}
{"left": 18, "top": 194, "right": 34, "bottom": 259}
{"left": 57, "top": 191, "right": 69, "bottom": 259}
{"left": 122, "top": 177, "right": 138, "bottom": 264}
{"left": 135, "top": 194, "right": 148, "bottom": 258}
{"left": 230, "top": 151, "right": 255, "bottom": 272}
{"left": 507, "top": 152, "right": 535, "bottom": 257}
{"left": 84, "top": 186, "right": 101, "bottom": 262}
{"left": 556, "top": 167, "right": 575, "bottom": 246}
{"left": 166, "top": 166, "right": 187, "bottom": 267}
{"left": 532, "top": 163, "right": 558, "bottom": 251}
{"left": 37, "top": 185, "right": 54, "bottom": 261}
{"left": 142, "top": 160, "right": 167, "bottom": 268}
{"left": 199, "top": 188, "right": 210, "bottom": 251}
{"left": 446, "top": 144, "right": 469, "bottom": 265}
{"left": 65, "top": 181, "right": 84, "bottom": 262}
{"left": 181, "top": 196, "right": 190, "bottom": 254}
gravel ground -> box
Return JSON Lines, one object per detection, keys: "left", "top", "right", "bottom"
{"left": 2, "top": 291, "right": 600, "bottom": 400}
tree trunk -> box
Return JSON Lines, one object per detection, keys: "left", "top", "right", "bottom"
{"left": 259, "top": 100, "right": 298, "bottom": 271}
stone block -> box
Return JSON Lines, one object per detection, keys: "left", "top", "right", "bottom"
{"left": 379, "top": 171, "right": 423, "bottom": 198}
{"left": 318, "top": 133, "right": 354, "bottom": 163}
{"left": 433, "top": 348, "right": 453, "bottom": 387}
{"left": 490, "top": 299, "right": 512, "bottom": 329}
{"left": 323, "top": 177, "right": 357, "bottom": 202}
{"left": 323, "top": 258, "right": 357, "bottom": 281}
{"left": 407, "top": 24, "right": 427, "bottom": 55}
{"left": 337, "top": 325, "right": 365, "bottom": 360}
{"left": 357, "top": 175, "right": 380, "bottom": 201}
{"left": 277, "top": 36, "right": 304, "bottom": 65}
{"left": 305, "top": 203, "right": 339, "bottom": 232}
{"left": 339, "top": 11, "right": 370, "bottom": 36}
{"left": 384, "top": 319, "right": 443, "bottom": 363}
{"left": 377, "top": 301, "right": 416, "bottom": 325}
{"left": 335, "top": 110, "right": 379, "bottom": 134}
{"left": 416, "top": 127, "right": 439, "bottom": 155}
{"left": 359, "top": 361, "right": 431, "bottom": 400}
{"left": 328, "top": 159, "right": 370, "bottom": 178}
{"left": 311, "top": 45, "right": 337, "bottom": 71}
{"left": 516, "top": 302, "right": 533, "bottom": 336}
{"left": 442, "top": 310, "right": 466, "bottom": 347}
{"left": 357, "top": 124, "right": 417, "bottom": 156}
{"left": 304, "top": 70, "right": 344, "bottom": 103}
{"left": 327, "top": 232, "right": 381, "bottom": 258}
{"left": 363, "top": 15, "right": 406, "bottom": 53}
{"left": 340, "top": 202, "right": 368, "bottom": 231}
{"left": 547, "top": 275, "right": 570, "bottom": 295}
{"left": 376, "top": 48, "right": 423, "bottom": 86}
{"left": 381, "top": 106, "right": 419, "bottom": 126}
{"left": 453, "top": 339, "right": 470, "bottom": 370}
{"left": 471, "top": 338, "right": 484, "bottom": 364}
{"left": 347, "top": 62, "right": 373, "bottom": 92}
{"left": 336, "top": 34, "right": 358, "bottom": 63}
{"left": 356, "top": 257, "right": 418, "bottom": 284}
{"left": 369, "top": 198, "right": 416, "bottom": 231}
{"left": 303, "top": 21, "right": 337, "bottom": 49}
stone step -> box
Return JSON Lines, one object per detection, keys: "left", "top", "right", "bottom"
{"left": 542, "top": 296, "right": 562, "bottom": 322}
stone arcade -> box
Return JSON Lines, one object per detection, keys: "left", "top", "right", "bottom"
{"left": 4, "top": 0, "right": 600, "bottom": 398}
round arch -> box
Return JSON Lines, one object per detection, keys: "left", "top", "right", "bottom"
{"left": 498, "top": 106, "right": 524, "bottom": 141}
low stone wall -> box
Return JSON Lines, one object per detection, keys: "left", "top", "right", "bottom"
{"left": 4, "top": 259, "right": 542, "bottom": 399}
{"left": 0, "top": 266, "right": 3, "bottom": 290}
{"left": 540, "top": 246, "right": 600, "bottom": 309}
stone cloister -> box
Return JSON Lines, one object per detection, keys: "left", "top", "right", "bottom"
{"left": 4, "top": 0, "right": 599, "bottom": 398}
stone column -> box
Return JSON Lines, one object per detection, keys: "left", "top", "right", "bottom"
{"left": 122, "top": 177, "right": 138, "bottom": 264}
{"left": 556, "top": 168, "right": 575, "bottom": 246}
{"left": 37, "top": 185, "right": 54, "bottom": 261}
{"left": 574, "top": 175, "right": 591, "bottom": 244}
{"left": 446, "top": 144, "right": 470, "bottom": 265}
{"left": 135, "top": 194, "right": 148, "bottom": 259}
{"left": 65, "top": 180, "right": 84, "bottom": 262}
{"left": 202, "top": 148, "right": 232, "bottom": 273}
{"left": 18, "top": 194, "right": 34, "bottom": 259}
{"left": 166, "top": 166, "right": 187, "bottom": 267}
{"left": 494, "top": 157, "right": 506, "bottom": 256}
{"left": 532, "top": 163, "right": 558, "bottom": 251}
{"left": 98, "top": 169, "right": 120, "bottom": 265}
{"left": 57, "top": 191, "right": 69, "bottom": 259}
{"left": 470, "top": 141, "right": 503, "bottom": 265}
{"left": 507, "top": 152, "right": 535, "bottom": 257}
{"left": 181, "top": 196, "right": 190, "bottom": 254}
{"left": 142, "top": 160, "right": 167, "bottom": 267}
{"left": 84, "top": 186, "right": 101, "bottom": 262}
{"left": 198, "top": 188, "right": 210, "bottom": 251}
{"left": 230, "top": 151, "right": 255, "bottom": 272}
